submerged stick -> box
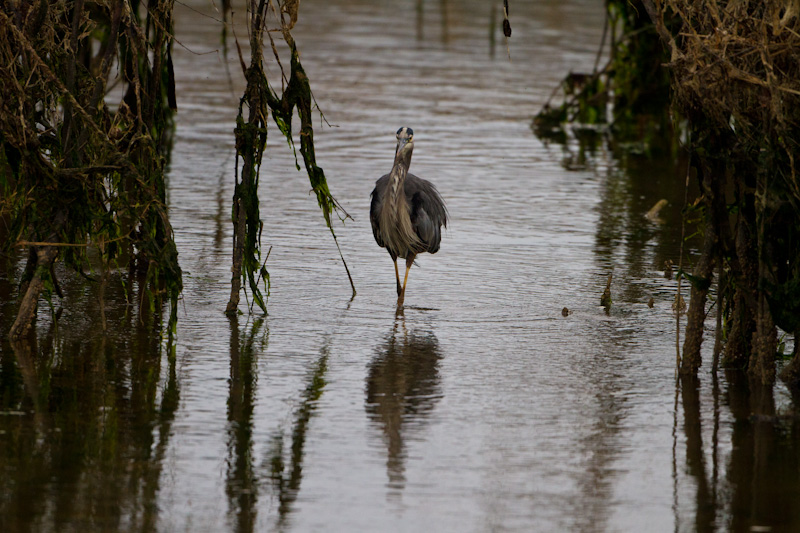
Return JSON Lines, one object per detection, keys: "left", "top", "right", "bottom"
{"left": 9, "top": 246, "right": 59, "bottom": 340}
{"left": 601, "top": 271, "right": 613, "bottom": 308}
{"left": 8, "top": 209, "right": 68, "bottom": 340}
{"left": 676, "top": 141, "right": 692, "bottom": 373}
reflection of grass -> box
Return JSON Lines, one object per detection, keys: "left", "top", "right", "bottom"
{"left": 1, "top": 314, "right": 178, "bottom": 531}
{"left": 225, "top": 317, "right": 266, "bottom": 532}
{"left": 269, "top": 344, "right": 329, "bottom": 525}
{"left": 225, "top": 319, "right": 326, "bottom": 531}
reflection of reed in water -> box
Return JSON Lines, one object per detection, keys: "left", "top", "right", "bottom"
{"left": 677, "top": 375, "right": 717, "bottom": 531}
{"left": 365, "top": 319, "right": 442, "bottom": 490}
{"left": 269, "top": 342, "right": 330, "bottom": 530}
{"left": 676, "top": 371, "right": 800, "bottom": 531}
{"left": 414, "top": 0, "right": 451, "bottom": 45}
{"left": 225, "top": 317, "right": 266, "bottom": 533}
{"left": 0, "top": 302, "right": 178, "bottom": 533}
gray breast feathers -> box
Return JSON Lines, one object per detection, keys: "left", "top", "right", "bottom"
{"left": 370, "top": 173, "right": 447, "bottom": 258}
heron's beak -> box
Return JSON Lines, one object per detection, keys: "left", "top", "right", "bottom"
{"left": 395, "top": 137, "right": 414, "bottom": 158}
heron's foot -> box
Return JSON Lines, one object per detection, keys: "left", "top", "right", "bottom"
{"left": 397, "top": 285, "right": 407, "bottom": 307}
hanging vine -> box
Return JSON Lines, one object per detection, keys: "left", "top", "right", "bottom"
{"left": 226, "top": 0, "right": 355, "bottom": 316}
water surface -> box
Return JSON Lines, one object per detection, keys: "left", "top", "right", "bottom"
{"left": 2, "top": 1, "right": 799, "bottom": 532}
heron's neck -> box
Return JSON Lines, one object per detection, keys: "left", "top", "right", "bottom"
{"left": 389, "top": 151, "right": 412, "bottom": 200}
{"left": 389, "top": 163, "right": 408, "bottom": 200}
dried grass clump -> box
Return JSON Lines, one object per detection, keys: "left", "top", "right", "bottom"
{"left": 659, "top": 1, "right": 800, "bottom": 154}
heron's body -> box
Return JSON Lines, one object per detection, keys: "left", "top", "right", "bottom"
{"left": 370, "top": 127, "right": 447, "bottom": 305}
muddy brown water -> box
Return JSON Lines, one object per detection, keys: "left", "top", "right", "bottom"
{"left": 2, "top": 1, "right": 800, "bottom": 531}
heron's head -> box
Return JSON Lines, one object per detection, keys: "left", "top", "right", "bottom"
{"left": 395, "top": 127, "right": 414, "bottom": 159}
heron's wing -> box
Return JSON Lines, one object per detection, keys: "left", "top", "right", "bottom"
{"left": 407, "top": 174, "right": 447, "bottom": 254}
{"left": 370, "top": 174, "right": 391, "bottom": 248}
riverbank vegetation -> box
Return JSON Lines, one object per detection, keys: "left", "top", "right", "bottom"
{"left": 536, "top": 0, "right": 800, "bottom": 388}
{"left": 1, "top": 0, "right": 182, "bottom": 339}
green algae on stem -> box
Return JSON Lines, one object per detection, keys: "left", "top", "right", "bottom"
{"left": 225, "top": 1, "right": 355, "bottom": 316}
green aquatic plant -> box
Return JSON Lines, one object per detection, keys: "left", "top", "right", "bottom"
{"left": 532, "top": 0, "right": 674, "bottom": 152}
{"left": 225, "top": 0, "right": 354, "bottom": 316}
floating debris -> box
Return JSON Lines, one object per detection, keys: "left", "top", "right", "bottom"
{"left": 561, "top": 307, "right": 571, "bottom": 317}
{"left": 645, "top": 199, "right": 668, "bottom": 223}
{"left": 647, "top": 297, "right": 655, "bottom": 308}
{"left": 664, "top": 259, "right": 673, "bottom": 280}
{"left": 600, "top": 272, "right": 613, "bottom": 308}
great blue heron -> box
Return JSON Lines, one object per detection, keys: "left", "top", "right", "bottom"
{"left": 370, "top": 127, "right": 447, "bottom": 305}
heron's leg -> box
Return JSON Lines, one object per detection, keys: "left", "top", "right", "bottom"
{"left": 394, "top": 260, "right": 402, "bottom": 296}
{"left": 398, "top": 253, "right": 415, "bottom": 305}
{"left": 390, "top": 252, "right": 401, "bottom": 296}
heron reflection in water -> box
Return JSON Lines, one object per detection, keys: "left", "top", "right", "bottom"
{"left": 370, "top": 127, "right": 447, "bottom": 306}
{"left": 365, "top": 315, "right": 442, "bottom": 491}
